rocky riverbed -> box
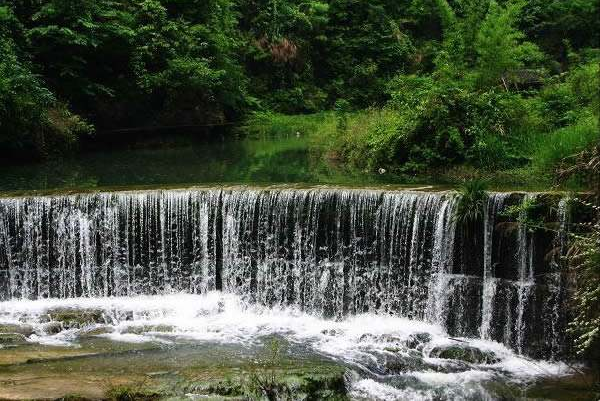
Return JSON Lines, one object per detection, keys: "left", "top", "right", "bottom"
{"left": 0, "top": 293, "right": 596, "bottom": 400}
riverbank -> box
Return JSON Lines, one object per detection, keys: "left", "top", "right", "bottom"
{"left": 243, "top": 111, "right": 599, "bottom": 191}
{"left": 0, "top": 125, "right": 593, "bottom": 196}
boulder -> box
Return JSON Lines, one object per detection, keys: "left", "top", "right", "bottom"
{"left": 121, "top": 324, "right": 174, "bottom": 335}
{"left": 406, "top": 332, "right": 432, "bottom": 350}
{"left": 358, "top": 333, "right": 403, "bottom": 344}
{"left": 42, "top": 321, "right": 64, "bottom": 334}
{"left": 0, "top": 333, "right": 28, "bottom": 345}
{"left": 429, "top": 344, "right": 500, "bottom": 364}
{"left": 46, "top": 308, "right": 106, "bottom": 329}
{"left": 379, "top": 334, "right": 404, "bottom": 344}
{"left": 383, "top": 352, "right": 433, "bottom": 374}
{"left": 0, "top": 323, "right": 35, "bottom": 337}
{"left": 79, "top": 325, "right": 115, "bottom": 337}
{"left": 358, "top": 333, "right": 377, "bottom": 342}
{"left": 321, "top": 328, "right": 343, "bottom": 336}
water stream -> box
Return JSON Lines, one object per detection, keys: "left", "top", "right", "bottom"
{"left": 0, "top": 187, "right": 576, "bottom": 399}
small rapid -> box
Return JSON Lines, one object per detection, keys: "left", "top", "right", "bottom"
{"left": 0, "top": 187, "right": 572, "bottom": 359}
{"left": 0, "top": 292, "right": 570, "bottom": 400}
{"left": 0, "top": 186, "right": 581, "bottom": 399}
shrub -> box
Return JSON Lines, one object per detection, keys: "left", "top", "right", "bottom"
{"left": 568, "top": 208, "right": 600, "bottom": 364}
{"left": 246, "top": 339, "right": 290, "bottom": 401}
{"left": 454, "top": 179, "right": 489, "bottom": 225}
{"left": 242, "top": 111, "right": 336, "bottom": 139}
{"left": 331, "top": 81, "right": 537, "bottom": 173}
{"left": 105, "top": 385, "right": 160, "bottom": 401}
{"left": 530, "top": 114, "right": 600, "bottom": 179}
{"left": 0, "top": 8, "right": 92, "bottom": 161}
{"left": 558, "top": 137, "right": 600, "bottom": 372}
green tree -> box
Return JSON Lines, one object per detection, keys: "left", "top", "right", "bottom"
{"left": 474, "top": 0, "right": 544, "bottom": 89}
{"left": 320, "top": 0, "right": 416, "bottom": 107}
{"left": 0, "top": 6, "right": 90, "bottom": 160}
{"left": 131, "top": 0, "right": 247, "bottom": 123}
{"left": 521, "top": 0, "right": 600, "bottom": 62}
{"left": 25, "top": 0, "right": 134, "bottom": 102}
{"left": 237, "top": 0, "right": 330, "bottom": 112}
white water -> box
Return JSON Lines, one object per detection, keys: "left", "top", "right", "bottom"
{"left": 0, "top": 292, "right": 571, "bottom": 400}
{"left": 479, "top": 193, "right": 510, "bottom": 340}
{"left": 0, "top": 188, "right": 572, "bottom": 359}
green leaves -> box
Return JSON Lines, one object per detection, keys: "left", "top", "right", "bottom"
{"left": 568, "top": 202, "right": 600, "bottom": 359}
{"left": 455, "top": 179, "right": 489, "bottom": 225}
{"left": 0, "top": 0, "right": 597, "bottom": 169}
{"left": 130, "top": 0, "right": 247, "bottom": 120}
{"left": 0, "top": 20, "right": 54, "bottom": 152}
{"left": 0, "top": 27, "right": 91, "bottom": 160}
{"left": 474, "top": 0, "right": 544, "bottom": 89}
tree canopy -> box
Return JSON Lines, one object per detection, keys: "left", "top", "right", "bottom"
{"left": 0, "top": 0, "right": 598, "bottom": 164}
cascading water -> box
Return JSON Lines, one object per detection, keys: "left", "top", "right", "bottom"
{"left": 514, "top": 193, "right": 536, "bottom": 354}
{"left": 0, "top": 187, "right": 572, "bottom": 361}
{"left": 479, "top": 193, "right": 511, "bottom": 340}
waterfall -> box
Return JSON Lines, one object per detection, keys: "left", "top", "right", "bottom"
{"left": 0, "top": 191, "right": 221, "bottom": 299}
{"left": 0, "top": 187, "right": 571, "bottom": 358}
{"left": 479, "top": 193, "right": 511, "bottom": 340}
{"left": 424, "top": 195, "right": 458, "bottom": 325}
{"left": 514, "top": 194, "right": 536, "bottom": 354}
{"left": 547, "top": 197, "right": 570, "bottom": 358}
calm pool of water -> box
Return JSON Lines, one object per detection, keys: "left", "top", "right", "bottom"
{"left": 0, "top": 132, "right": 406, "bottom": 194}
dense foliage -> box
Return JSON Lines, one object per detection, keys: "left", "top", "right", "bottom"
{"left": 320, "top": 0, "right": 599, "bottom": 180}
{"left": 561, "top": 145, "right": 600, "bottom": 369}
{"left": 569, "top": 200, "right": 600, "bottom": 369}
{"left": 1, "top": 0, "right": 247, "bottom": 160}
{"left": 0, "top": 0, "right": 598, "bottom": 175}
{"left": 1, "top": 0, "right": 600, "bottom": 374}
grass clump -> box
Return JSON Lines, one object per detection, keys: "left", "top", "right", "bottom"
{"left": 242, "top": 111, "right": 336, "bottom": 139}
{"left": 455, "top": 179, "right": 489, "bottom": 225}
{"left": 105, "top": 385, "right": 161, "bottom": 401}
{"left": 243, "top": 338, "right": 348, "bottom": 400}
{"left": 57, "top": 395, "right": 88, "bottom": 401}
{"left": 530, "top": 114, "right": 600, "bottom": 180}
{"left": 246, "top": 339, "right": 291, "bottom": 401}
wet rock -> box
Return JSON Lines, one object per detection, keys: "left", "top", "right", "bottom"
{"left": 379, "top": 334, "right": 403, "bottom": 344}
{"left": 349, "top": 354, "right": 388, "bottom": 375}
{"left": 121, "top": 324, "right": 174, "bottom": 335}
{"left": 430, "top": 344, "right": 500, "bottom": 364}
{"left": 38, "top": 314, "right": 51, "bottom": 324}
{"left": 384, "top": 347, "right": 421, "bottom": 358}
{"left": 42, "top": 321, "right": 64, "bottom": 334}
{"left": 0, "top": 323, "right": 35, "bottom": 337}
{"left": 358, "top": 333, "right": 403, "bottom": 344}
{"left": 321, "top": 328, "right": 343, "bottom": 336}
{"left": 79, "top": 325, "right": 115, "bottom": 337}
{"left": 406, "top": 332, "right": 432, "bottom": 350}
{"left": 122, "top": 310, "right": 135, "bottom": 321}
{"left": 0, "top": 333, "right": 28, "bottom": 345}
{"left": 383, "top": 353, "right": 433, "bottom": 374}
{"left": 47, "top": 308, "right": 106, "bottom": 329}
{"left": 359, "top": 333, "right": 377, "bottom": 342}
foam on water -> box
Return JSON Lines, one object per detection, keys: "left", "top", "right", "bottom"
{"left": 0, "top": 292, "right": 571, "bottom": 399}
{"left": 349, "top": 379, "right": 434, "bottom": 401}
{"left": 0, "top": 188, "right": 572, "bottom": 359}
